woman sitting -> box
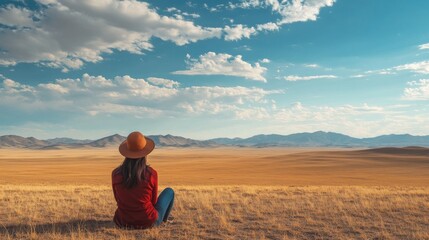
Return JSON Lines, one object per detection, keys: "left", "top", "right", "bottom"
{"left": 112, "top": 131, "right": 174, "bottom": 229}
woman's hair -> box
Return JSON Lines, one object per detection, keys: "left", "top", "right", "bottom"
{"left": 118, "top": 157, "right": 149, "bottom": 189}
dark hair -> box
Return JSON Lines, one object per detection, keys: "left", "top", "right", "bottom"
{"left": 118, "top": 157, "right": 149, "bottom": 189}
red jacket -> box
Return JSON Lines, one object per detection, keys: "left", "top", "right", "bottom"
{"left": 112, "top": 166, "right": 158, "bottom": 229}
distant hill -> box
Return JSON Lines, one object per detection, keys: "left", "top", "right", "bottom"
{"left": 0, "top": 135, "right": 48, "bottom": 148}
{"left": 45, "top": 137, "right": 93, "bottom": 145}
{"left": 85, "top": 134, "right": 126, "bottom": 148}
{"left": 2, "top": 131, "right": 429, "bottom": 149}
{"left": 209, "top": 131, "right": 429, "bottom": 147}
{"left": 210, "top": 131, "right": 361, "bottom": 147}
{"left": 0, "top": 134, "right": 218, "bottom": 149}
{"left": 149, "top": 134, "right": 217, "bottom": 147}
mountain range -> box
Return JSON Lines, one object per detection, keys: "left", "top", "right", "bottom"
{"left": 1, "top": 131, "right": 429, "bottom": 149}
{"left": 0, "top": 134, "right": 217, "bottom": 149}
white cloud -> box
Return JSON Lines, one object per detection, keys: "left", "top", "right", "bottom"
{"left": 350, "top": 74, "right": 365, "bottom": 78}
{"left": 4, "top": 74, "right": 429, "bottom": 138}
{"left": 176, "top": 86, "right": 277, "bottom": 118}
{"left": 364, "top": 69, "right": 395, "bottom": 75}
{"left": 284, "top": 75, "right": 337, "bottom": 81}
{"left": 0, "top": 5, "right": 34, "bottom": 28}
{"left": 229, "top": 0, "right": 262, "bottom": 9}
{"left": 0, "top": 0, "right": 337, "bottom": 69}
{"left": 394, "top": 61, "right": 429, "bottom": 74}
{"left": 173, "top": 52, "right": 268, "bottom": 82}
{"left": 224, "top": 24, "right": 257, "bottom": 41}
{"left": 418, "top": 43, "right": 429, "bottom": 50}
{"left": 227, "top": 1, "right": 334, "bottom": 25}
{"left": 0, "top": 74, "right": 278, "bottom": 119}
{"left": 403, "top": 79, "right": 429, "bottom": 100}
{"left": 260, "top": 58, "right": 271, "bottom": 63}
{"left": 378, "top": 70, "right": 395, "bottom": 75}
{"left": 274, "top": 0, "right": 336, "bottom": 24}
{"left": 304, "top": 64, "right": 319, "bottom": 68}
{"left": 229, "top": 0, "right": 336, "bottom": 23}
{"left": 165, "top": 6, "right": 200, "bottom": 18}
{"left": 147, "top": 77, "right": 180, "bottom": 88}
{"left": 182, "top": 12, "right": 200, "bottom": 18}
{"left": 39, "top": 83, "right": 69, "bottom": 94}
{"left": 222, "top": 0, "right": 334, "bottom": 40}
{"left": 0, "top": 0, "right": 222, "bottom": 70}
{"left": 166, "top": 7, "right": 178, "bottom": 12}
{"left": 256, "top": 22, "right": 280, "bottom": 31}
{"left": 2, "top": 78, "right": 34, "bottom": 93}
{"left": 351, "top": 68, "right": 397, "bottom": 78}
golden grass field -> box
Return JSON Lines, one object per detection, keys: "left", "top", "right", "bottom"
{"left": 0, "top": 147, "right": 429, "bottom": 239}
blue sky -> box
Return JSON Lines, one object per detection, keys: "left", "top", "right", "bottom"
{"left": 1, "top": 0, "right": 429, "bottom": 140}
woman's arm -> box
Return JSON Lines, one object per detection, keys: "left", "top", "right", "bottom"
{"left": 151, "top": 168, "right": 158, "bottom": 206}
{"left": 111, "top": 168, "right": 120, "bottom": 202}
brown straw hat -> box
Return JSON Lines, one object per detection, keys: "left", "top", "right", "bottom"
{"left": 119, "top": 131, "right": 155, "bottom": 159}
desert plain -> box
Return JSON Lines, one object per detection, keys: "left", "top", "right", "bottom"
{"left": 0, "top": 147, "right": 428, "bottom": 239}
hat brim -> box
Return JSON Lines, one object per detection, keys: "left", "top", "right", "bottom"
{"left": 118, "top": 137, "right": 155, "bottom": 159}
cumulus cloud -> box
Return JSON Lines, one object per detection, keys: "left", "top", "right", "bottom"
{"left": 394, "top": 61, "right": 429, "bottom": 74}
{"left": 224, "top": 24, "right": 257, "bottom": 41}
{"left": 223, "top": 0, "right": 334, "bottom": 39}
{"left": 256, "top": 22, "right": 280, "bottom": 31}
{"left": 0, "top": 0, "right": 337, "bottom": 69}
{"left": 228, "top": 0, "right": 336, "bottom": 21}
{"left": 273, "top": 0, "right": 336, "bottom": 24}
{"left": 38, "top": 83, "right": 69, "bottom": 94}
{"left": 418, "top": 43, "right": 429, "bottom": 50}
{"left": 0, "top": 74, "right": 277, "bottom": 118}
{"left": 173, "top": 52, "right": 268, "bottom": 82}
{"left": 3, "top": 74, "right": 428, "bottom": 138}
{"left": 0, "top": 0, "right": 222, "bottom": 71}
{"left": 204, "top": 0, "right": 335, "bottom": 41}
{"left": 403, "top": 79, "right": 429, "bottom": 100}
{"left": 284, "top": 75, "right": 337, "bottom": 81}
{"left": 0, "top": 5, "right": 34, "bottom": 28}
{"left": 2, "top": 78, "right": 34, "bottom": 93}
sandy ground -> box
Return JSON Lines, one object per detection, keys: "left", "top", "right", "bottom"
{"left": 0, "top": 147, "right": 428, "bottom": 186}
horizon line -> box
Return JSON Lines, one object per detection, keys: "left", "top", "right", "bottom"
{"left": 0, "top": 131, "right": 427, "bottom": 141}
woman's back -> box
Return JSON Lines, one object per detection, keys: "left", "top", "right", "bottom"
{"left": 112, "top": 131, "right": 174, "bottom": 229}
{"left": 112, "top": 166, "right": 158, "bottom": 228}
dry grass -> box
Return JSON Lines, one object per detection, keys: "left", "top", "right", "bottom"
{"left": 1, "top": 185, "right": 428, "bottom": 240}
{"left": 1, "top": 148, "right": 428, "bottom": 239}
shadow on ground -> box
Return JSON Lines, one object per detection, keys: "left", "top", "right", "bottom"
{"left": 1, "top": 219, "right": 117, "bottom": 236}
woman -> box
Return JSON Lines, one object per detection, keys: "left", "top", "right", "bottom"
{"left": 112, "top": 131, "right": 174, "bottom": 229}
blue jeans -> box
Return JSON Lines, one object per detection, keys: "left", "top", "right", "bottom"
{"left": 154, "top": 187, "right": 174, "bottom": 226}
